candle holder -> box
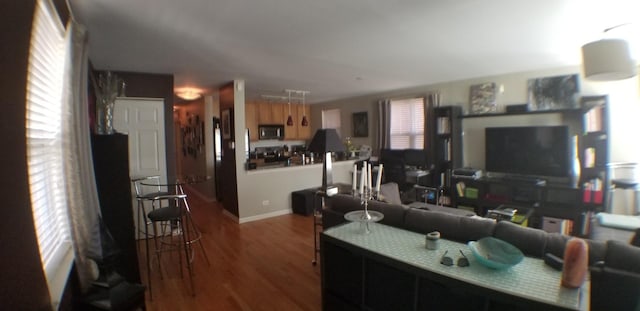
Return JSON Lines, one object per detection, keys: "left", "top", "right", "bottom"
{"left": 344, "top": 188, "right": 384, "bottom": 234}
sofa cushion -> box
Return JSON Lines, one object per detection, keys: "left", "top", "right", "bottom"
{"left": 366, "top": 199, "right": 409, "bottom": 228}
{"left": 458, "top": 217, "right": 496, "bottom": 242}
{"left": 493, "top": 221, "right": 547, "bottom": 258}
{"left": 605, "top": 240, "right": 640, "bottom": 273}
{"left": 325, "top": 194, "right": 363, "bottom": 214}
{"left": 404, "top": 208, "right": 464, "bottom": 242}
{"left": 325, "top": 194, "right": 408, "bottom": 228}
{"left": 379, "top": 182, "right": 402, "bottom": 205}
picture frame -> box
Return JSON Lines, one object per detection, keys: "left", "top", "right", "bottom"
{"left": 527, "top": 74, "right": 580, "bottom": 111}
{"left": 469, "top": 82, "right": 497, "bottom": 114}
{"left": 221, "top": 108, "right": 233, "bottom": 139}
{"left": 352, "top": 111, "right": 368, "bottom": 137}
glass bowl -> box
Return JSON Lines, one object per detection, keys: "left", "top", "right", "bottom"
{"left": 468, "top": 237, "right": 524, "bottom": 270}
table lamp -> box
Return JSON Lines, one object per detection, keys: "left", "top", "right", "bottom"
{"left": 307, "top": 129, "right": 346, "bottom": 196}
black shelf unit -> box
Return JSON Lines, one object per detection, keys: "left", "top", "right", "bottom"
{"left": 91, "top": 134, "right": 141, "bottom": 284}
{"left": 431, "top": 106, "right": 462, "bottom": 205}
{"left": 578, "top": 95, "right": 610, "bottom": 212}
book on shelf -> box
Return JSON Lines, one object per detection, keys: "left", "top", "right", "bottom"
{"left": 584, "top": 105, "right": 603, "bottom": 133}
{"left": 437, "top": 117, "right": 450, "bottom": 134}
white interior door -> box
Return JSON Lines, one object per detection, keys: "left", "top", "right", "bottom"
{"left": 113, "top": 97, "right": 167, "bottom": 238}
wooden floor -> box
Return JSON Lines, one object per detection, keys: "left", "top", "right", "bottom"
{"left": 138, "top": 191, "right": 322, "bottom": 311}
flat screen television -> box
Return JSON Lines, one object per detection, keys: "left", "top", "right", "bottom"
{"left": 485, "top": 126, "right": 570, "bottom": 178}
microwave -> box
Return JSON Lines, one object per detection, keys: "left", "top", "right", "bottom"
{"left": 258, "top": 124, "right": 284, "bottom": 140}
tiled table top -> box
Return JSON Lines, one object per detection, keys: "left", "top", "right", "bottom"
{"left": 324, "top": 222, "right": 588, "bottom": 310}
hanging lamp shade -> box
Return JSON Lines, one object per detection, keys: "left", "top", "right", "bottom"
{"left": 301, "top": 115, "right": 309, "bottom": 126}
{"left": 286, "top": 115, "right": 294, "bottom": 126}
{"left": 582, "top": 38, "right": 637, "bottom": 81}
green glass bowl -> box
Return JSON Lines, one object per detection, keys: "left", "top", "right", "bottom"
{"left": 468, "top": 237, "right": 524, "bottom": 270}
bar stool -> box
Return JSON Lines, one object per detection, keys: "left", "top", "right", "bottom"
{"left": 607, "top": 162, "right": 640, "bottom": 215}
{"left": 131, "top": 176, "right": 171, "bottom": 242}
{"left": 144, "top": 193, "right": 209, "bottom": 297}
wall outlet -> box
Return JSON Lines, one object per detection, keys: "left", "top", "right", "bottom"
{"left": 262, "top": 200, "right": 270, "bottom": 206}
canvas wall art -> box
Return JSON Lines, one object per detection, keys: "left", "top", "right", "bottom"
{"left": 528, "top": 74, "right": 580, "bottom": 110}
{"left": 469, "top": 82, "right": 497, "bottom": 114}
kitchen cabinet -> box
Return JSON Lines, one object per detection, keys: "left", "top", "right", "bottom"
{"left": 257, "top": 101, "right": 273, "bottom": 124}
{"left": 271, "top": 102, "right": 285, "bottom": 124}
{"left": 248, "top": 100, "right": 312, "bottom": 140}
{"left": 245, "top": 101, "right": 259, "bottom": 141}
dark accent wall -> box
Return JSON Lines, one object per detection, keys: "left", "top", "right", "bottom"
{"left": 219, "top": 82, "right": 239, "bottom": 216}
{"left": 96, "top": 71, "right": 177, "bottom": 180}
{"left": 0, "top": 0, "right": 54, "bottom": 309}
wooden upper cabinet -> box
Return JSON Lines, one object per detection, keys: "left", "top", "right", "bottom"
{"left": 297, "top": 104, "right": 312, "bottom": 140}
{"left": 257, "top": 101, "right": 273, "bottom": 124}
{"left": 252, "top": 100, "right": 310, "bottom": 140}
{"left": 245, "top": 101, "right": 259, "bottom": 141}
{"left": 271, "top": 103, "right": 285, "bottom": 125}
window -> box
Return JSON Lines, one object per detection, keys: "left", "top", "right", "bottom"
{"left": 389, "top": 97, "right": 425, "bottom": 149}
{"left": 25, "top": 0, "right": 73, "bottom": 306}
{"left": 322, "top": 108, "right": 341, "bottom": 135}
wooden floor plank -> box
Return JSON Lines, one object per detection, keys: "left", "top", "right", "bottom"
{"left": 138, "top": 191, "right": 322, "bottom": 311}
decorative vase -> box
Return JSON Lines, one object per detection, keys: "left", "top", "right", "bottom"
{"left": 94, "top": 71, "right": 124, "bottom": 135}
{"left": 561, "top": 238, "right": 588, "bottom": 288}
{"left": 96, "top": 97, "right": 116, "bottom": 135}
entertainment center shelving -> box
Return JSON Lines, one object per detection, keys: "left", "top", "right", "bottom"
{"left": 447, "top": 95, "right": 609, "bottom": 237}
{"left": 431, "top": 106, "right": 462, "bottom": 204}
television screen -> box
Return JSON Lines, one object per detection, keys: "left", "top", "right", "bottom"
{"left": 485, "top": 126, "right": 570, "bottom": 178}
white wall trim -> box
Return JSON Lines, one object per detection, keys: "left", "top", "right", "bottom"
{"left": 239, "top": 209, "right": 292, "bottom": 224}
{"left": 222, "top": 209, "right": 240, "bottom": 223}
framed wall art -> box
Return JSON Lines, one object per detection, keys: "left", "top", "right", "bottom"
{"left": 352, "top": 111, "right": 368, "bottom": 137}
{"left": 528, "top": 74, "right": 580, "bottom": 110}
{"left": 221, "top": 108, "right": 233, "bottom": 139}
{"left": 469, "top": 82, "right": 497, "bottom": 114}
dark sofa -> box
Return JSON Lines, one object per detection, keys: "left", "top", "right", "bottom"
{"left": 323, "top": 194, "right": 640, "bottom": 311}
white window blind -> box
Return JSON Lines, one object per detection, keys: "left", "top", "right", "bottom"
{"left": 322, "top": 108, "right": 342, "bottom": 134}
{"left": 390, "top": 97, "right": 425, "bottom": 149}
{"left": 25, "top": 0, "right": 72, "bottom": 296}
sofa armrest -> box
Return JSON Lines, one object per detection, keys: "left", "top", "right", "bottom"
{"left": 590, "top": 265, "right": 640, "bottom": 311}
{"left": 322, "top": 208, "right": 347, "bottom": 230}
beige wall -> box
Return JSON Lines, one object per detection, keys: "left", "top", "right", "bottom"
{"left": 312, "top": 65, "right": 640, "bottom": 167}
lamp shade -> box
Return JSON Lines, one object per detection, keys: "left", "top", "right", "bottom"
{"left": 582, "top": 38, "right": 637, "bottom": 81}
{"left": 307, "top": 129, "right": 346, "bottom": 153}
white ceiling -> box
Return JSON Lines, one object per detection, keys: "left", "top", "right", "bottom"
{"left": 68, "top": 0, "right": 638, "bottom": 104}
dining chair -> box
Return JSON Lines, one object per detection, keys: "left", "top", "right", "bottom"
{"left": 131, "top": 176, "right": 171, "bottom": 243}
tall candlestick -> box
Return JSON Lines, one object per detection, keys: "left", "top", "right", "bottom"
{"left": 359, "top": 161, "right": 366, "bottom": 195}
{"left": 368, "top": 163, "right": 373, "bottom": 194}
{"left": 376, "top": 164, "right": 383, "bottom": 193}
{"left": 352, "top": 164, "right": 357, "bottom": 193}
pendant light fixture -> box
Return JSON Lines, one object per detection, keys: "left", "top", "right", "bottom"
{"left": 286, "top": 90, "right": 294, "bottom": 126}
{"left": 301, "top": 91, "right": 309, "bottom": 127}
{"left": 582, "top": 24, "right": 637, "bottom": 81}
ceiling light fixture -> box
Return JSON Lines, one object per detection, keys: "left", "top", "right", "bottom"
{"left": 299, "top": 91, "right": 309, "bottom": 127}
{"left": 176, "top": 88, "right": 202, "bottom": 101}
{"left": 286, "top": 90, "right": 294, "bottom": 126}
{"left": 582, "top": 24, "right": 637, "bottom": 81}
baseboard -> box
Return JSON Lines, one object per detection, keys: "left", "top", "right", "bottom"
{"left": 222, "top": 209, "right": 240, "bottom": 223}
{"left": 239, "top": 209, "right": 292, "bottom": 224}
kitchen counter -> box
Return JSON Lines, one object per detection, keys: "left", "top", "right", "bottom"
{"left": 248, "top": 157, "right": 355, "bottom": 171}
